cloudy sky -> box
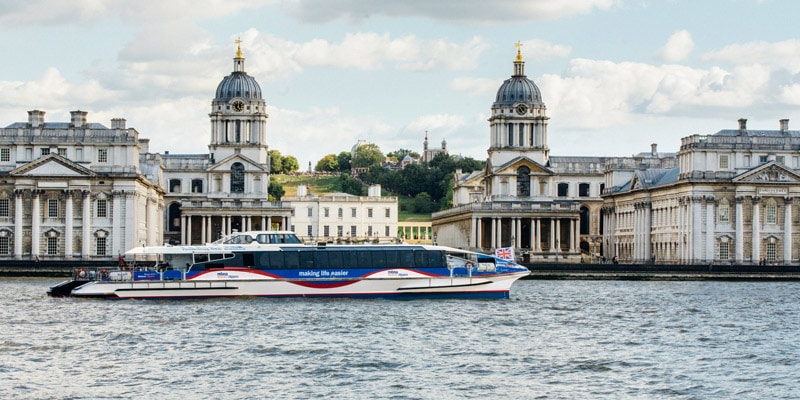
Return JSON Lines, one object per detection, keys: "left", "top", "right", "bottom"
{"left": 1, "top": 0, "right": 798, "bottom": 168}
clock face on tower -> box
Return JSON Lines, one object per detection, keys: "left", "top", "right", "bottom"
{"left": 516, "top": 104, "right": 528, "bottom": 115}
{"left": 232, "top": 100, "right": 244, "bottom": 112}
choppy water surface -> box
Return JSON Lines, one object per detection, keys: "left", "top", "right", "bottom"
{"left": 1, "top": 279, "right": 799, "bottom": 399}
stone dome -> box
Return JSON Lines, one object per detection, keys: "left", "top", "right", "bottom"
{"left": 215, "top": 72, "right": 262, "bottom": 102}
{"left": 493, "top": 76, "right": 542, "bottom": 107}
{"left": 492, "top": 48, "right": 544, "bottom": 108}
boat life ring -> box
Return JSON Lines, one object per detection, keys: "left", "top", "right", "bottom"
{"left": 99, "top": 269, "right": 109, "bottom": 280}
{"left": 76, "top": 269, "right": 88, "bottom": 279}
{"left": 464, "top": 261, "right": 475, "bottom": 269}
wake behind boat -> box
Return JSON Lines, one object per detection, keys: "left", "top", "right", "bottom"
{"left": 48, "top": 231, "right": 530, "bottom": 300}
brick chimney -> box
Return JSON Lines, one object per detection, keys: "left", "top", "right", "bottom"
{"left": 70, "top": 110, "right": 87, "bottom": 127}
{"left": 780, "top": 119, "right": 789, "bottom": 132}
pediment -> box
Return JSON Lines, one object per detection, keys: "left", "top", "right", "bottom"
{"left": 10, "top": 154, "right": 95, "bottom": 177}
{"left": 207, "top": 153, "right": 266, "bottom": 172}
{"left": 492, "top": 156, "right": 553, "bottom": 176}
{"left": 733, "top": 162, "right": 800, "bottom": 183}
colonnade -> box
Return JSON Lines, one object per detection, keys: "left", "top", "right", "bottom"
{"left": 181, "top": 214, "right": 288, "bottom": 244}
{"left": 469, "top": 216, "right": 579, "bottom": 253}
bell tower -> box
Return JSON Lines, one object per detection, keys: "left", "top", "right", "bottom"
{"left": 208, "top": 39, "right": 269, "bottom": 167}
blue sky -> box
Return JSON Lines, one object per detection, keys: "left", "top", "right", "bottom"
{"left": 1, "top": 0, "right": 799, "bottom": 169}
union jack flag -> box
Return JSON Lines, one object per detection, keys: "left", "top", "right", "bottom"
{"left": 495, "top": 247, "right": 514, "bottom": 261}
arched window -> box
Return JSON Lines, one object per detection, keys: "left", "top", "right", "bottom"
{"left": 231, "top": 163, "right": 245, "bottom": 193}
{"left": 168, "top": 203, "right": 181, "bottom": 232}
{"left": 580, "top": 207, "right": 590, "bottom": 235}
{"left": 191, "top": 179, "right": 203, "bottom": 193}
{"left": 516, "top": 166, "right": 530, "bottom": 197}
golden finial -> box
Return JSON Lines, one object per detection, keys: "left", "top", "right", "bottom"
{"left": 235, "top": 37, "right": 243, "bottom": 58}
{"left": 515, "top": 41, "right": 523, "bottom": 62}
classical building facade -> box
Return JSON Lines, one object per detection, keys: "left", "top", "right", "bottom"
{"left": 432, "top": 46, "right": 608, "bottom": 262}
{"left": 603, "top": 119, "right": 800, "bottom": 265}
{"left": 0, "top": 110, "right": 164, "bottom": 260}
{"left": 284, "top": 184, "right": 397, "bottom": 243}
{"left": 154, "top": 43, "right": 292, "bottom": 245}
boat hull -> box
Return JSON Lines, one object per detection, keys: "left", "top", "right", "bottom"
{"left": 68, "top": 271, "right": 529, "bottom": 300}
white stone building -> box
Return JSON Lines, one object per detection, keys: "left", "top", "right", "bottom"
{"left": 284, "top": 184, "right": 398, "bottom": 243}
{"left": 0, "top": 110, "right": 164, "bottom": 260}
{"left": 603, "top": 118, "right": 800, "bottom": 265}
{"left": 153, "top": 43, "right": 293, "bottom": 244}
{"left": 432, "top": 46, "right": 609, "bottom": 262}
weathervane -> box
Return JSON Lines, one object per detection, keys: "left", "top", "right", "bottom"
{"left": 515, "top": 41, "right": 523, "bottom": 61}
{"left": 235, "top": 37, "right": 243, "bottom": 58}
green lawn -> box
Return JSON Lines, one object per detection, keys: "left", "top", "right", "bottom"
{"left": 273, "top": 174, "right": 432, "bottom": 222}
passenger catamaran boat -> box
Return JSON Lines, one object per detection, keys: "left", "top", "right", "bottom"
{"left": 48, "top": 231, "right": 530, "bottom": 300}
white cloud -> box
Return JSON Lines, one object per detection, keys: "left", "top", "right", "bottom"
{"left": 702, "top": 39, "right": 800, "bottom": 74}
{"left": 450, "top": 77, "right": 498, "bottom": 97}
{"left": 657, "top": 30, "right": 694, "bottom": 62}
{"left": 520, "top": 39, "right": 572, "bottom": 60}
{"left": 539, "top": 58, "right": 775, "bottom": 129}
{"left": 282, "top": 0, "right": 616, "bottom": 24}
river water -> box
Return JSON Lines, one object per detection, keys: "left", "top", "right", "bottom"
{"left": 1, "top": 278, "right": 799, "bottom": 399}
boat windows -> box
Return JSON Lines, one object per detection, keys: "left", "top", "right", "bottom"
{"left": 283, "top": 251, "right": 299, "bottom": 269}
{"left": 299, "top": 251, "right": 314, "bottom": 269}
{"left": 313, "top": 251, "right": 329, "bottom": 269}
{"left": 328, "top": 250, "right": 343, "bottom": 268}
{"left": 242, "top": 253, "right": 255, "bottom": 267}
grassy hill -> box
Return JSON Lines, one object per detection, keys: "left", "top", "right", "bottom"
{"left": 273, "top": 174, "right": 431, "bottom": 222}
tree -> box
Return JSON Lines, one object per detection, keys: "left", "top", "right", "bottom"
{"left": 336, "top": 151, "right": 351, "bottom": 172}
{"left": 412, "top": 192, "right": 434, "bottom": 214}
{"left": 386, "top": 148, "right": 420, "bottom": 162}
{"left": 339, "top": 173, "right": 365, "bottom": 196}
{"left": 281, "top": 155, "right": 299, "bottom": 174}
{"left": 269, "top": 150, "right": 283, "bottom": 174}
{"left": 351, "top": 143, "right": 384, "bottom": 169}
{"left": 315, "top": 154, "right": 338, "bottom": 172}
{"left": 268, "top": 176, "right": 285, "bottom": 201}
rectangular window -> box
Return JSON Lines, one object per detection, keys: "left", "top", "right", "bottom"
{"left": 98, "top": 148, "right": 108, "bottom": 163}
{"left": 766, "top": 242, "right": 777, "bottom": 262}
{"left": 385, "top": 208, "right": 390, "bottom": 218}
{"left": 338, "top": 208, "right": 343, "bottom": 218}
{"left": 307, "top": 225, "right": 313, "bottom": 236}
{"left": 337, "top": 225, "right": 343, "bottom": 237}
{"left": 350, "top": 225, "right": 357, "bottom": 236}
{"left": 323, "top": 225, "right": 330, "bottom": 237}
{"left": 385, "top": 226, "right": 390, "bottom": 237}
{"left": 48, "top": 199, "right": 58, "bottom": 218}
{"left": 307, "top": 207, "right": 313, "bottom": 217}
{"left": 47, "top": 236, "right": 58, "bottom": 255}
{"left": 96, "top": 237, "right": 107, "bottom": 256}
{"left": 96, "top": 199, "right": 108, "bottom": 218}
{"left": 324, "top": 208, "right": 329, "bottom": 218}
{"left": 40, "top": 148, "right": 50, "bottom": 156}
{"left": 776, "top": 156, "right": 785, "bottom": 164}
{"left": 0, "top": 199, "right": 8, "bottom": 217}
{"left": 719, "top": 242, "right": 729, "bottom": 260}
{"left": 368, "top": 208, "right": 373, "bottom": 218}
{"left": 766, "top": 204, "right": 777, "bottom": 224}
{"left": 0, "top": 237, "right": 8, "bottom": 255}
{"left": 367, "top": 226, "right": 373, "bottom": 236}
{"left": 744, "top": 155, "right": 751, "bottom": 166}
{"left": 719, "top": 155, "right": 729, "bottom": 169}
{"left": 718, "top": 204, "right": 729, "bottom": 223}
{"left": 351, "top": 208, "right": 356, "bottom": 218}
{"left": 0, "top": 148, "right": 9, "bottom": 162}
{"left": 759, "top": 155, "right": 768, "bottom": 164}
{"left": 58, "top": 148, "right": 67, "bottom": 157}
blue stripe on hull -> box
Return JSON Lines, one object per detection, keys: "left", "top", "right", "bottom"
{"left": 90, "top": 290, "right": 511, "bottom": 301}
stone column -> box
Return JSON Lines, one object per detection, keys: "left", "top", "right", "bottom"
{"left": 535, "top": 218, "right": 541, "bottom": 252}
{"left": 64, "top": 190, "right": 73, "bottom": 259}
{"left": 691, "top": 196, "right": 702, "bottom": 263}
{"left": 476, "top": 217, "right": 483, "bottom": 249}
{"left": 735, "top": 197, "right": 744, "bottom": 263}
{"left": 186, "top": 215, "right": 192, "bottom": 245}
{"left": 201, "top": 215, "right": 207, "bottom": 245}
{"left": 14, "top": 190, "right": 23, "bottom": 259}
{"left": 752, "top": 197, "right": 760, "bottom": 263}
{"left": 112, "top": 191, "right": 122, "bottom": 255}
{"left": 490, "top": 217, "right": 497, "bottom": 249}
{"left": 785, "top": 197, "right": 793, "bottom": 263}
{"left": 470, "top": 217, "right": 477, "bottom": 248}
{"left": 181, "top": 215, "right": 187, "bottom": 244}
{"left": 82, "top": 191, "right": 91, "bottom": 259}
{"left": 705, "top": 197, "right": 715, "bottom": 262}
{"left": 31, "top": 190, "right": 40, "bottom": 258}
